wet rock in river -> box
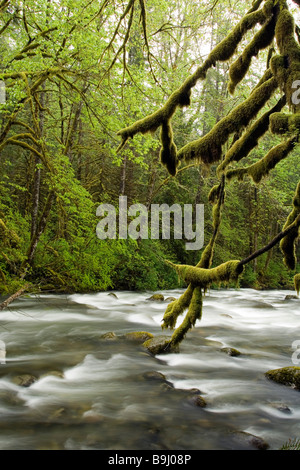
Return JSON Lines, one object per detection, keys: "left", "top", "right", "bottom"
{"left": 220, "top": 347, "right": 241, "bottom": 357}
{"left": 229, "top": 431, "right": 269, "bottom": 450}
{"left": 164, "top": 297, "right": 176, "bottom": 302}
{"left": 269, "top": 402, "right": 292, "bottom": 414}
{"left": 100, "top": 331, "right": 118, "bottom": 341}
{"left": 284, "top": 294, "right": 299, "bottom": 300}
{"left": 12, "top": 373, "right": 37, "bottom": 387}
{"left": 146, "top": 294, "right": 164, "bottom": 302}
{"left": 123, "top": 331, "right": 154, "bottom": 344}
{"left": 265, "top": 366, "right": 300, "bottom": 390}
{"left": 40, "top": 370, "right": 64, "bottom": 379}
{"left": 186, "top": 393, "right": 207, "bottom": 408}
{"left": 142, "top": 335, "right": 179, "bottom": 355}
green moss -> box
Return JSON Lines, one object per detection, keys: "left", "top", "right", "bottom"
{"left": 117, "top": 1, "right": 271, "bottom": 174}
{"left": 166, "top": 259, "right": 243, "bottom": 288}
{"left": 294, "top": 273, "right": 300, "bottom": 296}
{"left": 280, "top": 181, "right": 300, "bottom": 270}
{"left": 142, "top": 335, "right": 179, "bottom": 355}
{"left": 208, "top": 184, "right": 222, "bottom": 203}
{"left": 160, "top": 120, "right": 178, "bottom": 176}
{"left": 124, "top": 331, "right": 154, "bottom": 343}
{"left": 178, "top": 76, "right": 278, "bottom": 164}
{"left": 218, "top": 96, "right": 286, "bottom": 174}
{"left": 274, "top": 6, "right": 300, "bottom": 109}
{"left": 226, "top": 136, "right": 297, "bottom": 184}
{"left": 228, "top": 11, "right": 277, "bottom": 94}
{"left": 162, "top": 284, "right": 194, "bottom": 329}
{"left": 270, "top": 112, "right": 300, "bottom": 134}
{"left": 265, "top": 366, "right": 300, "bottom": 389}
{"left": 169, "top": 287, "right": 203, "bottom": 346}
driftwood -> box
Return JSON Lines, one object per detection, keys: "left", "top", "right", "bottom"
{"left": 0, "top": 284, "right": 29, "bottom": 311}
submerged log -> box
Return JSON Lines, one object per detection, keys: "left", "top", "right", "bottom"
{"left": 0, "top": 284, "right": 29, "bottom": 311}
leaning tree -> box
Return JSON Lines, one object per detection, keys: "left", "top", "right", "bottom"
{"left": 117, "top": 0, "right": 300, "bottom": 352}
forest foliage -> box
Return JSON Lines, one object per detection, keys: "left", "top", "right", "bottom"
{"left": 0, "top": 0, "right": 299, "bottom": 297}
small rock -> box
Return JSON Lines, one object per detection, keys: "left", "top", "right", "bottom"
{"left": 220, "top": 347, "right": 241, "bottom": 357}
{"left": 146, "top": 294, "right": 164, "bottom": 302}
{"left": 100, "top": 331, "right": 118, "bottom": 341}
{"left": 269, "top": 402, "right": 292, "bottom": 414}
{"left": 124, "top": 331, "right": 154, "bottom": 344}
{"left": 12, "top": 374, "right": 37, "bottom": 387}
{"left": 265, "top": 366, "right": 300, "bottom": 390}
{"left": 187, "top": 394, "right": 207, "bottom": 408}
{"left": 164, "top": 297, "right": 176, "bottom": 302}
{"left": 285, "top": 295, "right": 299, "bottom": 300}
{"left": 41, "top": 370, "right": 64, "bottom": 379}
{"left": 142, "top": 371, "right": 167, "bottom": 381}
{"left": 230, "top": 431, "right": 269, "bottom": 450}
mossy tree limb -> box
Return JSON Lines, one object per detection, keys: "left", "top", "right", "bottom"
{"left": 295, "top": 274, "right": 300, "bottom": 296}
{"left": 280, "top": 182, "right": 300, "bottom": 270}
{"left": 217, "top": 95, "right": 286, "bottom": 175}
{"left": 225, "top": 135, "right": 297, "bottom": 184}
{"left": 162, "top": 176, "right": 226, "bottom": 342}
{"left": 117, "top": 1, "right": 273, "bottom": 173}
{"left": 177, "top": 76, "right": 279, "bottom": 164}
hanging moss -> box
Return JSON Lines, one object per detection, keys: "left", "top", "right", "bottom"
{"left": 270, "top": 112, "right": 300, "bottom": 134}
{"left": 208, "top": 184, "right": 222, "bottom": 203}
{"left": 228, "top": 10, "right": 277, "bottom": 94}
{"left": 226, "top": 136, "right": 297, "bottom": 184}
{"left": 280, "top": 181, "right": 300, "bottom": 270}
{"left": 217, "top": 96, "right": 286, "bottom": 175}
{"left": 274, "top": 5, "right": 300, "bottom": 109}
{"left": 162, "top": 179, "right": 225, "bottom": 333}
{"left": 159, "top": 120, "right": 178, "bottom": 176}
{"left": 117, "top": 0, "right": 271, "bottom": 173}
{"left": 162, "top": 284, "right": 194, "bottom": 329}
{"left": 178, "top": 76, "right": 278, "bottom": 164}
{"left": 165, "top": 260, "right": 243, "bottom": 288}
{"left": 294, "top": 274, "right": 300, "bottom": 296}
{"left": 169, "top": 287, "right": 203, "bottom": 346}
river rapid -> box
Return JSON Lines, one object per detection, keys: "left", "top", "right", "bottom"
{"left": 0, "top": 287, "right": 299, "bottom": 451}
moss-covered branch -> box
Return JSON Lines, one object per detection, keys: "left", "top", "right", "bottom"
{"left": 217, "top": 95, "right": 286, "bottom": 175}
{"left": 280, "top": 181, "right": 300, "bottom": 270}
{"left": 177, "top": 76, "right": 278, "bottom": 164}
{"left": 228, "top": 5, "right": 278, "bottom": 94}
{"left": 225, "top": 135, "right": 297, "bottom": 183}
{"left": 166, "top": 259, "right": 243, "bottom": 287}
{"left": 270, "top": 112, "right": 300, "bottom": 134}
{"left": 117, "top": 1, "right": 272, "bottom": 173}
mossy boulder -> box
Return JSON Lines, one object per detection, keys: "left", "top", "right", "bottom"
{"left": 220, "top": 347, "right": 242, "bottom": 357}
{"left": 265, "top": 367, "right": 300, "bottom": 390}
{"left": 146, "top": 294, "right": 164, "bottom": 302}
{"left": 124, "top": 331, "right": 154, "bottom": 344}
{"left": 142, "top": 335, "right": 179, "bottom": 355}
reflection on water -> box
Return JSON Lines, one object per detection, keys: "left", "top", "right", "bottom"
{"left": 0, "top": 288, "right": 299, "bottom": 450}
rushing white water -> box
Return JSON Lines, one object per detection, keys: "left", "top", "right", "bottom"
{"left": 0, "top": 288, "right": 299, "bottom": 450}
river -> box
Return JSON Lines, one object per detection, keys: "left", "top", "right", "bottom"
{"left": 0, "top": 287, "right": 299, "bottom": 450}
